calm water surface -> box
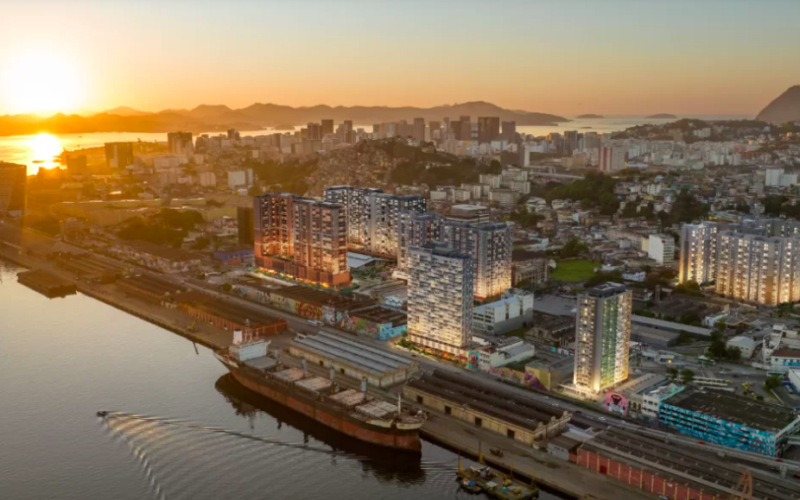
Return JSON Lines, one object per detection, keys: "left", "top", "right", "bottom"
{"left": 0, "top": 261, "right": 567, "bottom": 500}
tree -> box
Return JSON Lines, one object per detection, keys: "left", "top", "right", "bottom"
{"left": 584, "top": 270, "right": 623, "bottom": 287}
{"left": 192, "top": 237, "right": 210, "bottom": 250}
{"left": 725, "top": 346, "right": 742, "bottom": 362}
{"left": 764, "top": 375, "right": 782, "bottom": 391}
{"left": 509, "top": 205, "right": 543, "bottom": 228}
{"left": 561, "top": 237, "right": 589, "bottom": 258}
{"left": 680, "top": 369, "right": 695, "bottom": 385}
{"left": 707, "top": 338, "right": 728, "bottom": 359}
{"left": 673, "top": 280, "right": 703, "bottom": 297}
{"left": 666, "top": 367, "right": 679, "bottom": 381}
{"left": 221, "top": 283, "right": 232, "bottom": 292}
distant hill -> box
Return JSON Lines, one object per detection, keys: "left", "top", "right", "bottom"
{"left": 0, "top": 101, "right": 568, "bottom": 137}
{"left": 103, "top": 106, "right": 152, "bottom": 117}
{"left": 646, "top": 113, "right": 678, "bottom": 119}
{"left": 756, "top": 85, "right": 800, "bottom": 124}
{"left": 576, "top": 114, "right": 604, "bottom": 119}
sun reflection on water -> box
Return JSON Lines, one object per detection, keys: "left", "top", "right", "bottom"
{"left": 27, "top": 133, "right": 63, "bottom": 172}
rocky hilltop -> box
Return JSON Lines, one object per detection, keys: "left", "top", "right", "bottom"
{"left": 757, "top": 85, "right": 800, "bottom": 124}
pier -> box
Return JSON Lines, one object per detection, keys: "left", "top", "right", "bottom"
{"left": 16, "top": 269, "right": 77, "bottom": 298}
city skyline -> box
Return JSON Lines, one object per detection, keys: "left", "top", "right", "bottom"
{"left": 2, "top": 0, "right": 799, "bottom": 116}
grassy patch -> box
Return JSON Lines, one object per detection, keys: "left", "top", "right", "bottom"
{"left": 550, "top": 260, "right": 600, "bottom": 282}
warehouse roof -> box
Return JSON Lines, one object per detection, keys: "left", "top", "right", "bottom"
{"left": 291, "top": 332, "right": 415, "bottom": 377}
{"left": 631, "top": 315, "right": 712, "bottom": 337}
{"left": 663, "top": 388, "right": 799, "bottom": 434}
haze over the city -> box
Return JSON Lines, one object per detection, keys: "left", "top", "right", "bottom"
{"left": 2, "top": 0, "right": 799, "bottom": 117}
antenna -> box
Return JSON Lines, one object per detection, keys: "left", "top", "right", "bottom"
{"left": 361, "top": 376, "right": 367, "bottom": 395}
{"left": 301, "top": 357, "right": 307, "bottom": 377}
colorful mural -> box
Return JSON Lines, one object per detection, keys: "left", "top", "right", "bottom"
{"left": 604, "top": 392, "right": 629, "bottom": 416}
{"left": 467, "top": 351, "right": 480, "bottom": 370}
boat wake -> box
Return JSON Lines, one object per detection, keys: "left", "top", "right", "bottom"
{"left": 99, "top": 411, "right": 463, "bottom": 500}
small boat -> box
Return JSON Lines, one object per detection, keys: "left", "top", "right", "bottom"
{"left": 460, "top": 479, "right": 482, "bottom": 493}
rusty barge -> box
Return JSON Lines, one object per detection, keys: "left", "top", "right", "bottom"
{"left": 214, "top": 333, "right": 425, "bottom": 452}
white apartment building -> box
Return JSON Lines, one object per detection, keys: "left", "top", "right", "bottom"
{"left": 597, "top": 145, "right": 627, "bottom": 173}
{"left": 227, "top": 169, "right": 254, "bottom": 190}
{"left": 574, "top": 283, "right": 632, "bottom": 393}
{"left": 472, "top": 289, "right": 534, "bottom": 336}
{"left": 765, "top": 168, "right": 797, "bottom": 188}
{"left": 715, "top": 231, "right": 800, "bottom": 306}
{"left": 648, "top": 234, "right": 675, "bottom": 265}
{"left": 323, "top": 186, "right": 426, "bottom": 256}
{"left": 479, "top": 174, "right": 502, "bottom": 188}
{"left": 441, "top": 221, "right": 513, "bottom": 300}
{"left": 407, "top": 243, "right": 474, "bottom": 355}
{"left": 679, "top": 222, "right": 718, "bottom": 284}
{"left": 395, "top": 211, "right": 442, "bottom": 279}
{"left": 198, "top": 171, "right": 217, "bottom": 188}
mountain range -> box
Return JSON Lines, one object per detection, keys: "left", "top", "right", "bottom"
{"left": 756, "top": 86, "right": 800, "bottom": 124}
{"left": 0, "top": 101, "right": 568, "bottom": 137}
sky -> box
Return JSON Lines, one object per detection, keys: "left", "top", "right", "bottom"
{"left": 1, "top": 0, "right": 799, "bottom": 117}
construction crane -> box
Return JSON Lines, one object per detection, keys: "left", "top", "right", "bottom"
{"left": 729, "top": 469, "right": 752, "bottom": 500}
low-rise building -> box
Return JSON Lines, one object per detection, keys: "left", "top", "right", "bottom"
{"left": 108, "top": 240, "right": 203, "bottom": 274}
{"left": 472, "top": 289, "right": 533, "bottom": 336}
{"left": 511, "top": 249, "right": 548, "bottom": 286}
{"left": 472, "top": 338, "right": 536, "bottom": 371}
{"left": 726, "top": 335, "right": 756, "bottom": 359}
{"left": 403, "top": 370, "right": 571, "bottom": 445}
{"left": 289, "top": 331, "right": 418, "bottom": 387}
{"left": 647, "top": 234, "right": 675, "bottom": 265}
{"left": 524, "top": 354, "right": 574, "bottom": 391}
{"left": 527, "top": 313, "right": 574, "bottom": 347}
{"left": 658, "top": 387, "right": 800, "bottom": 457}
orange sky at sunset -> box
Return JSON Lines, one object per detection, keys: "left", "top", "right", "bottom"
{"left": 1, "top": 0, "right": 799, "bottom": 117}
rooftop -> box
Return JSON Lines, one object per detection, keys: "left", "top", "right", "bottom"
{"left": 270, "top": 285, "right": 375, "bottom": 310}
{"left": 584, "top": 282, "right": 627, "bottom": 298}
{"left": 583, "top": 427, "right": 797, "bottom": 500}
{"left": 291, "top": 332, "right": 415, "bottom": 377}
{"left": 631, "top": 315, "right": 712, "bottom": 336}
{"left": 533, "top": 295, "right": 577, "bottom": 317}
{"left": 771, "top": 348, "right": 800, "bottom": 358}
{"left": 115, "top": 240, "right": 202, "bottom": 262}
{"left": 178, "top": 291, "right": 283, "bottom": 326}
{"left": 663, "top": 388, "right": 799, "bottom": 434}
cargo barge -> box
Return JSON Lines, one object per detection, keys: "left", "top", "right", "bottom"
{"left": 17, "top": 269, "right": 77, "bottom": 298}
{"left": 214, "top": 332, "right": 425, "bottom": 452}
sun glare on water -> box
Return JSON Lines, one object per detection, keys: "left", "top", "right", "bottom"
{"left": 2, "top": 50, "right": 83, "bottom": 115}
{"left": 29, "top": 133, "right": 63, "bottom": 162}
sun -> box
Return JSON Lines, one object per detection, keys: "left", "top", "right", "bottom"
{"left": 1, "top": 50, "right": 83, "bottom": 115}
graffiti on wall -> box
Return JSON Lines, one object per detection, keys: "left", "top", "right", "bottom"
{"left": 604, "top": 392, "right": 628, "bottom": 416}
{"left": 297, "top": 302, "right": 322, "bottom": 320}
{"left": 322, "top": 306, "right": 336, "bottom": 326}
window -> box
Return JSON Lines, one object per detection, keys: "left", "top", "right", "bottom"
{"left": 475, "top": 417, "right": 483, "bottom": 427}
{"left": 507, "top": 429, "right": 515, "bottom": 440}
{"left": 445, "top": 406, "right": 452, "bottom": 415}
{"left": 416, "top": 396, "right": 424, "bottom": 404}
{"left": 319, "top": 360, "right": 324, "bottom": 367}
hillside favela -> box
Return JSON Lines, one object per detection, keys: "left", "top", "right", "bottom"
{"left": 2, "top": 2, "right": 800, "bottom": 500}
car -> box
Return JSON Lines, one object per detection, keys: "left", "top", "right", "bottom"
{"left": 598, "top": 416, "right": 606, "bottom": 421}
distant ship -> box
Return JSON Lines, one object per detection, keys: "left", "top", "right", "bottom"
{"left": 215, "top": 332, "right": 425, "bottom": 452}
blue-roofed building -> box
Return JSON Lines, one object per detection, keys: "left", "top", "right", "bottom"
{"left": 658, "top": 387, "right": 800, "bottom": 457}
